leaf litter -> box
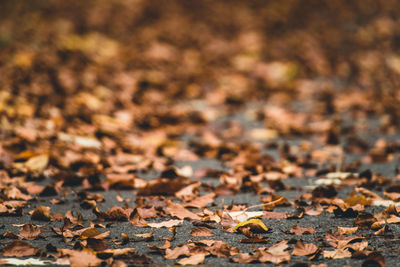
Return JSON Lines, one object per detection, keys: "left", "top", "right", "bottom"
{"left": 1, "top": 1, "right": 400, "bottom": 266}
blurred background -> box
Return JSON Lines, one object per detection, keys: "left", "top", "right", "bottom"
{"left": 1, "top": 0, "right": 400, "bottom": 136}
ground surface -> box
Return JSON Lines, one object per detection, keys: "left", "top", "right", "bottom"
{"left": 1, "top": 1, "right": 400, "bottom": 266}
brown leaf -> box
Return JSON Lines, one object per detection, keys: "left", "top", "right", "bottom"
{"left": 86, "top": 238, "right": 109, "bottom": 251}
{"left": 362, "top": 251, "right": 385, "bottom": 267}
{"left": 354, "top": 212, "right": 377, "bottom": 229}
{"left": 304, "top": 205, "right": 324, "bottom": 216}
{"left": 115, "top": 233, "right": 130, "bottom": 245}
{"left": 30, "top": 206, "right": 51, "bottom": 221}
{"left": 79, "top": 228, "right": 110, "bottom": 239}
{"left": 231, "top": 252, "right": 256, "bottom": 263}
{"left": 166, "top": 200, "right": 201, "bottom": 220}
{"left": 106, "top": 173, "right": 136, "bottom": 189}
{"left": 262, "top": 211, "right": 289, "bottom": 219}
{"left": 267, "top": 240, "right": 289, "bottom": 255}
{"left": 59, "top": 248, "right": 102, "bottom": 267}
{"left": 147, "top": 240, "right": 171, "bottom": 253}
{"left": 3, "top": 186, "right": 32, "bottom": 201}
{"left": 132, "top": 232, "right": 153, "bottom": 242}
{"left": 374, "top": 225, "right": 391, "bottom": 235}
{"left": 65, "top": 210, "right": 83, "bottom": 225}
{"left": 147, "top": 219, "right": 183, "bottom": 228}
{"left": 106, "top": 206, "right": 130, "bottom": 221}
{"left": 190, "top": 226, "right": 214, "bottom": 237}
{"left": 337, "top": 226, "right": 358, "bottom": 235}
{"left": 258, "top": 250, "right": 291, "bottom": 264}
{"left": 175, "top": 182, "right": 201, "bottom": 200}
{"left": 137, "top": 178, "right": 189, "bottom": 196}
{"left": 289, "top": 225, "right": 317, "bottom": 235}
{"left": 18, "top": 224, "right": 41, "bottom": 240}
{"left": 1, "top": 241, "right": 41, "bottom": 257}
{"left": 177, "top": 252, "right": 207, "bottom": 265}
{"left": 323, "top": 248, "right": 352, "bottom": 259}
{"left": 312, "top": 185, "right": 337, "bottom": 199}
{"left": 134, "top": 207, "right": 158, "bottom": 219}
{"left": 184, "top": 193, "right": 216, "bottom": 209}
{"left": 165, "top": 244, "right": 192, "bottom": 259}
{"left": 292, "top": 240, "right": 319, "bottom": 256}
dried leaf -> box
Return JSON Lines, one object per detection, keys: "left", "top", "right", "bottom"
{"left": 18, "top": 224, "right": 41, "bottom": 240}
{"left": 30, "top": 206, "right": 51, "bottom": 221}
{"left": 234, "top": 218, "right": 269, "bottom": 233}
{"left": 166, "top": 200, "right": 201, "bottom": 220}
{"left": 190, "top": 227, "right": 214, "bottom": 237}
{"left": 292, "top": 240, "right": 319, "bottom": 256}
{"left": 165, "top": 245, "right": 191, "bottom": 259}
{"left": 337, "top": 226, "right": 358, "bottom": 235}
{"left": 289, "top": 225, "right": 316, "bottom": 235}
{"left": 177, "top": 252, "right": 207, "bottom": 265}
{"left": 147, "top": 219, "right": 183, "bottom": 228}
{"left": 323, "top": 248, "right": 352, "bottom": 259}
{"left": 2, "top": 241, "right": 41, "bottom": 257}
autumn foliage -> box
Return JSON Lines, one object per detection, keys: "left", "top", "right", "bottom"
{"left": 1, "top": 1, "right": 400, "bottom": 266}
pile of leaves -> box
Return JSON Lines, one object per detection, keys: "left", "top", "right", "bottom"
{"left": 1, "top": 0, "right": 400, "bottom": 266}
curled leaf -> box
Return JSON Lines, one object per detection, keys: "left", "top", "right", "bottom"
{"left": 234, "top": 218, "right": 269, "bottom": 233}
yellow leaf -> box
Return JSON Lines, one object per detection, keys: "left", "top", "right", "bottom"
{"left": 234, "top": 218, "right": 269, "bottom": 233}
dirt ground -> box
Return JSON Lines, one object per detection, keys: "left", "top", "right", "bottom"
{"left": 1, "top": 1, "right": 400, "bottom": 266}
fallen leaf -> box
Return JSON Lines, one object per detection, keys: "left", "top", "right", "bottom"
{"left": 354, "top": 212, "right": 377, "bottom": 229}
{"left": 18, "top": 224, "right": 41, "bottom": 240}
{"left": 30, "top": 206, "right": 51, "bottom": 221}
{"left": 374, "top": 225, "right": 390, "bottom": 235}
{"left": 258, "top": 250, "right": 290, "bottom": 264}
{"left": 1, "top": 241, "right": 41, "bottom": 257}
{"left": 337, "top": 226, "right": 358, "bottom": 235}
{"left": 59, "top": 248, "right": 102, "bottom": 267}
{"left": 147, "top": 219, "right": 183, "bottom": 228}
{"left": 234, "top": 218, "right": 269, "bottom": 233}
{"left": 190, "top": 227, "right": 214, "bottom": 237}
{"left": 289, "top": 225, "right": 317, "bottom": 235}
{"left": 86, "top": 238, "right": 109, "bottom": 251}
{"left": 224, "top": 211, "right": 263, "bottom": 222}
{"left": 166, "top": 200, "right": 201, "bottom": 220}
{"left": 165, "top": 245, "right": 192, "bottom": 259}
{"left": 292, "top": 240, "right": 319, "bottom": 256}
{"left": 323, "top": 248, "right": 352, "bottom": 259}
{"left": 362, "top": 251, "right": 385, "bottom": 267}
{"left": 177, "top": 252, "right": 208, "bottom": 265}
{"left": 184, "top": 193, "right": 216, "bottom": 209}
